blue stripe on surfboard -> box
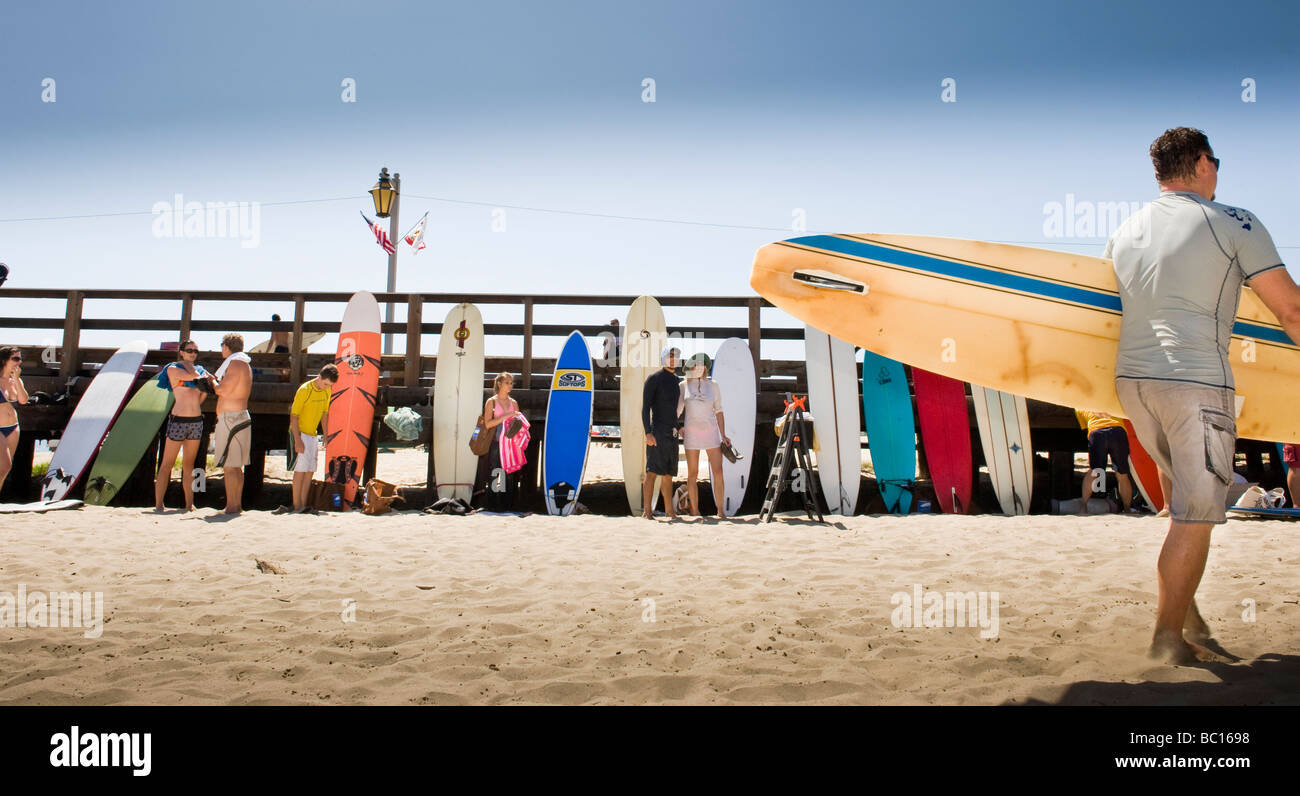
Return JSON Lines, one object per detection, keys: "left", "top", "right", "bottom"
{"left": 861, "top": 350, "right": 915, "bottom": 515}
{"left": 787, "top": 235, "right": 1295, "bottom": 347}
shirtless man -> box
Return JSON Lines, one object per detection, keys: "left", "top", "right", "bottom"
{"left": 1108, "top": 128, "right": 1300, "bottom": 663}
{"left": 211, "top": 333, "right": 252, "bottom": 515}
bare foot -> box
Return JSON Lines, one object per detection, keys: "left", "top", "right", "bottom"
{"left": 665, "top": 512, "right": 677, "bottom": 521}
{"left": 640, "top": 512, "right": 653, "bottom": 520}
{"left": 1183, "top": 609, "right": 1212, "bottom": 643}
{"left": 223, "top": 507, "right": 242, "bottom": 516}
{"left": 716, "top": 513, "right": 726, "bottom": 520}
{"left": 1156, "top": 508, "right": 1170, "bottom": 518}
{"left": 153, "top": 505, "right": 166, "bottom": 513}
{"left": 1149, "top": 631, "right": 1229, "bottom": 664}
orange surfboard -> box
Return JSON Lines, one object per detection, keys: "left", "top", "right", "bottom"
{"left": 1123, "top": 419, "right": 1164, "bottom": 512}
{"left": 325, "top": 292, "right": 382, "bottom": 509}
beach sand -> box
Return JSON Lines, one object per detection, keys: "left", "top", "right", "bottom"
{"left": 2, "top": 448, "right": 1298, "bottom": 706}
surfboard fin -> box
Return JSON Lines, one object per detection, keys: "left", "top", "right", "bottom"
{"left": 793, "top": 270, "right": 867, "bottom": 294}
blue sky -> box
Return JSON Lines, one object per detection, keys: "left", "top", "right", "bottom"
{"left": 1, "top": 0, "right": 1296, "bottom": 357}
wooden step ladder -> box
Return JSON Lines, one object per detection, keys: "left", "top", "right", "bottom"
{"left": 759, "top": 393, "right": 824, "bottom": 523}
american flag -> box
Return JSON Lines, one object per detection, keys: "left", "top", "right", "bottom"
{"left": 360, "top": 211, "right": 395, "bottom": 255}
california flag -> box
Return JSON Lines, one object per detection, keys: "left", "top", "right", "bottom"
{"left": 403, "top": 211, "right": 428, "bottom": 254}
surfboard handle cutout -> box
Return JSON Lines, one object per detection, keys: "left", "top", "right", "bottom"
{"left": 792, "top": 270, "right": 867, "bottom": 294}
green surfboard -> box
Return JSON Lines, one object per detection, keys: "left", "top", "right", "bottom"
{"left": 84, "top": 379, "right": 174, "bottom": 506}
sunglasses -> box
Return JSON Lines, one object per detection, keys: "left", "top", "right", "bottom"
{"left": 181, "top": 348, "right": 198, "bottom": 354}
{"left": 1205, "top": 153, "right": 1220, "bottom": 170}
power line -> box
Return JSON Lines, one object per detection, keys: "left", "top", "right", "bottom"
{"left": 1, "top": 193, "right": 1295, "bottom": 249}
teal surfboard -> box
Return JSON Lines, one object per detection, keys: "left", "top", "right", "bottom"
{"left": 861, "top": 350, "right": 916, "bottom": 514}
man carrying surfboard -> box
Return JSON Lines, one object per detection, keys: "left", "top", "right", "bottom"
{"left": 641, "top": 347, "right": 681, "bottom": 519}
{"left": 211, "top": 333, "right": 253, "bottom": 515}
{"left": 1108, "top": 127, "right": 1300, "bottom": 664}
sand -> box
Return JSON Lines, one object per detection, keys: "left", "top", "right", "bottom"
{"left": 2, "top": 448, "right": 1298, "bottom": 705}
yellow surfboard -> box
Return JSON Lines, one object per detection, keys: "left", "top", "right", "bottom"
{"left": 750, "top": 234, "right": 1299, "bottom": 442}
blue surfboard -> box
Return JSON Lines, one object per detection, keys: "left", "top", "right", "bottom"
{"left": 543, "top": 331, "right": 594, "bottom": 515}
{"left": 861, "top": 350, "right": 916, "bottom": 514}
{"left": 1228, "top": 506, "right": 1299, "bottom": 518}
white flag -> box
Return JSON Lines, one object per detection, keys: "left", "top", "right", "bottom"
{"left": 403, "top": 211, "right": 428, "bottom": 254}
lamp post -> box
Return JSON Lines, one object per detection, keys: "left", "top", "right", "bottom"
{"left": 369, "top": 168, "right": 400, "bottom": 354}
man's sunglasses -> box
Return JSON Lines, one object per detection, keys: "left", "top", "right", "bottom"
{"left": 1204, "top": 153, "right": 1220, "bottom": 170}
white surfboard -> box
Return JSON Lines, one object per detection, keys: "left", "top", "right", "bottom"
{"left": 712, "top": 338, "right": 756, "bottom": 517}
{"left": 40, "top": 341, "right": 148, "bottom": 502}
{"left": 971, "top": 384, "right": 1034, "bottom": 515}
{"left": 433, "top": 302, "right": 486, "bottom": 503}
{"left": 804, "top": 326, "right": 861, "bottom": 515}
{"left": 620, "top": 296, "right": 667, "bottom": 514}
{"left": 0, "top": 499, "right": 83, "bottom": 514}
{"left": 248, "top": 331, "right": 325, "bottom": 353}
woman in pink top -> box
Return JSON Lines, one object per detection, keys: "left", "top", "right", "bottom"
{"left": 481, "top": 372, "right": 526, "bottom": 510}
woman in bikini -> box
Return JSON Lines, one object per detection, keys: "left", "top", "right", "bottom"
{"left": 0, "top": 346, "right": 30, "bottom": 494}
{"left": 154, "top": 341, "right": 209, "bottom": 512}
{"left": 481, "top": 372, "right": 525, "bottom": 510}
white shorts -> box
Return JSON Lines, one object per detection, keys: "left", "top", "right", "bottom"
{"left": 294, "top": 432, "right": 320, "bottom": 473}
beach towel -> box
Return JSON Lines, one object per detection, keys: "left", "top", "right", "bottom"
{"left": 500, "top": 414, "right": 531, "bottom": 474}
{"left": 215, "top": 352, "right": 251, "bottom": 380}
{"left": 383, "top": 406, "right": 422, "bottom": 442}
{"left": 156, "top": 362, "right": 209, "bottom": 391}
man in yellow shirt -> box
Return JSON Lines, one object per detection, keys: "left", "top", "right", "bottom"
{"left": 290, "top": 364, "right": 338, "bottom": 512}
{"left": 1076, "top": 409, "right": 1133, "bottom": 514}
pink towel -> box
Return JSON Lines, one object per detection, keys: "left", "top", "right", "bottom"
{"left": 500, "top": 414, "right": 531, "bottom": 474}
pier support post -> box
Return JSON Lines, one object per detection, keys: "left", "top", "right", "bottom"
{"left": 60, "top": 290, "right": 83, "bottom": 381}
{"left": 405, "top": 295, "right": 422, "bottom": 386}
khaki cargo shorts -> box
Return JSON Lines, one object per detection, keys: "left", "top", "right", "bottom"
{"left": 1116, "top": 378, "right": 1236, "bottom": 524}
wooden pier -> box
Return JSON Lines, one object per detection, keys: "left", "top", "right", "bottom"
{"left": 0, "top": 288, "right": 1286, "bottom": 511}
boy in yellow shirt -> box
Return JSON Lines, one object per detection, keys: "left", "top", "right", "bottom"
{"left": 1075, "top": 409, "right": 1133, "bottom": 513}
{"left": 290, "top": 364, "right": 338, "bottom": 512}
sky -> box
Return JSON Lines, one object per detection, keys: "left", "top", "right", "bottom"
{"left": 1, "top": 0, "right": 1296, "bottom": 359}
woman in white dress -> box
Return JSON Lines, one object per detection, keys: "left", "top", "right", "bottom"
{"left": 678, "top": 353, "right": 731, "bottom": 519}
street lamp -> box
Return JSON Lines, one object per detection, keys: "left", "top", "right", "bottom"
{"left": 369, "top": 168, "right": 400, "bottom": 354}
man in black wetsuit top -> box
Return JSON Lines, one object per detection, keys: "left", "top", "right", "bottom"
{"left": 641, "top": 347, "right": 681, "bottom": 519}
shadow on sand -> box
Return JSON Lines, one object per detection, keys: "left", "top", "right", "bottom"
{"left": 1014, "top": 653, "right": 1300, "bottom": 705}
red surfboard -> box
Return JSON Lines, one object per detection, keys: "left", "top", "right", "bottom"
{"left": 325, "top": 292, "right": 382, "bottom": 509}
{"left": 912, "top": 368, "right": 972, "bottom": 514}
{"left": 1123, "top": 419, "right": 1164, "bottom": 512}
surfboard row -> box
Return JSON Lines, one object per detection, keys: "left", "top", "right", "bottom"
{"left": 17, "top": 290, "right": 1160, "bottom": 519}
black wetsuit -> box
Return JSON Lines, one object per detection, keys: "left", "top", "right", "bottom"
{"left": 642, "top": 368, "right": 680, "bottom": 475}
